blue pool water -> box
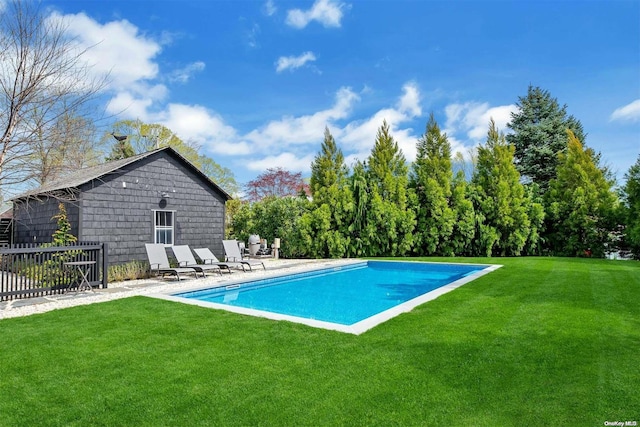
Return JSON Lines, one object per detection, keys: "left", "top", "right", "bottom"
{"left": 175, "top": 261, "right": 487, "bottom": 326}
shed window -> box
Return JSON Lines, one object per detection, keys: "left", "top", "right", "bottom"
{"left": 154, "top": 210, "right": 175, "bottom": 245}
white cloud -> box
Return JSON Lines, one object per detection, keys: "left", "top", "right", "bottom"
{"left": 51, "top": 12, "right": 162, "bottom": 91}
{"left": 246, "top": 23, "right": 261, "bottom": 48}
{"left": 286, "top": 0, "right": 347, "bottom": 29}
{"left": 106, "top": 92, "right": 153, "bottom": 121}
{"left": 240, "top": 83, "right": 424, "bottom": 172}
{"left": 444, "top": 101, "right": 516, "bottom": 141}
{"left": 51, "top": 10, "right": 220, "bottom": 139}
{"left": 610, "top": 99, "right": 640, "bottom": 122}
{"left": 245, "top": 86, "right": 360, "bottom": 149}
{"left": 40, "top": 11, "right": 427, "bottom": 180}
{"left": 275, "top": 51, "right": 317, "bottom": 73}
{"left": 158, "top": 30, "right": 182, "bottom": 46}
{"left": 337, "top": 83, "right": 423, "bottom": 163}
{"left": 246, "top": 152, "right": 315, "bottom": 173}
{"left": 47, "top": 10, "right": 177, "bottom": 123}
{"left": 156, "top": 104, "right": 252, "bottom": 155}
{"left": 105, "top": 83, "right": 168, "bottom": 119}
{"left": 169, "top": 61, "right": 206, "bottom": 83}
{"left": 338, "top": 108, "right": 417, "bottom": 163}
{"left": 263, "top": 0, "right": 277, "bottom": 16}
{"left": 398, "top": 81, "right": 422, "bottom": 117}
{"left": 107, "top": 96, "right": 252, "bottom": 156}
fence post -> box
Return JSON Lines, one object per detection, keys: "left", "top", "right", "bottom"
{"left": 102, "top": 242, "right": 109, "bottom": 289}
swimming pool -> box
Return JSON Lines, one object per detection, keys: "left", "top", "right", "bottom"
{"left": 155, "top": 260, "right": 500, "bottom": 334}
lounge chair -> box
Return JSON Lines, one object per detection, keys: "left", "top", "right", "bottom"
{"left": 171, "top": 245, "right": 224, "bottom": 276}
{"left": 193, "top": 247, "right": 247, "bottom": 272}
{"left": 222, "top": 240, "right": 266, "bottom": 271}
{"left": 145, "top": 243, "right": 199, "bottom": 280}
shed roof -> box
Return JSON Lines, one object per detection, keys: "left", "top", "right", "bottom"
{"left": 0, "top": 205, "right": 11, "bottom": 219}
{"left": 11, "top": 147, "right": 232, "bottom": 201}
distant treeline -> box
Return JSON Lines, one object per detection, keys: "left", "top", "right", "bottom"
{"left": 229, "top": 86, "right": 640, "bottom": 260}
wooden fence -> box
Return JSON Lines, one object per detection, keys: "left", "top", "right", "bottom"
{"left": 0, "top": 242, "right": 108, "bottom": 301}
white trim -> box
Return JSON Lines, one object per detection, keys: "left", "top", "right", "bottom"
{"left": 152, "top": 209, "right": 176, "bottom": 246}
{"left": 150, "top": 261, "right": 502, "bottom": 335}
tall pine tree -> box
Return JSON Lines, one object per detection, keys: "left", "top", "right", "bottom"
{"left": 444, "top": 170, "right": 476, "bottom": 256}
{"left": 410, "top": 114, "right": 455, "bottom": 255}
{"left": 362, "top": 121, "right": 415, "bottom": 256}
{"left": 547, "top": 131, "right": 618, "bottom": 256}
{"left": 310, "top": 127, "right": 348, "bottom": 195}
{"left": 472, "top": 119, "right": 531, "bottom": 256}
{"left": 302, "top": 127, "right": 352, "bottom": 258}
{"left": 506, "top": 85, "right": 585, "bottom": 191}
{"left": 346, "top": 160, "right": 371, "bottom": 257}
{"left": 105, "top": 138, "right": 135, "bottom": 162}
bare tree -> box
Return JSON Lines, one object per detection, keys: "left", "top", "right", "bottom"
{"left": 0, "top": 0, "right": 107, "bottom": 199}
{"left": 31, "top": 108, "right": 102, "bottom": 184}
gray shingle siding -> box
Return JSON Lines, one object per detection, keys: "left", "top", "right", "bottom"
{"left": 12, "top": 149, "right": 228, "bottom": 266}
{"left": 13, "top": 198, "right": 79, "bottom": 243}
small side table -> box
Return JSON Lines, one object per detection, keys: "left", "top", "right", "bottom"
{"left": 64, "top": 261, "right": 97, "bottom": 293}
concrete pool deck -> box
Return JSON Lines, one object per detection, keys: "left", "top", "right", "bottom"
{"left": 0, "top": 258, "right": 358, "bottom": 320}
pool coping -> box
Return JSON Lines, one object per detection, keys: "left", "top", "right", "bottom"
{"left": 150, "top": 260, "right": 503, "bottom": 335}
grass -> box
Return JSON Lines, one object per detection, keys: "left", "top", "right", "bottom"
{"left": 0, "top": 257, "right": 638, "bottom": 426}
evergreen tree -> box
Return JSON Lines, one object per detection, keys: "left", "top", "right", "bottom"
{"left": 546, "top": 130, "right": 617, "bottom": 257}
{"left": 506, "top": 85, "right": 585, "bottom": 191}
{"left": 346, "top": 160, "right": 372, "bottom": 257}
{"left": 368, "top": 121, "right": 409, "bottom": 205}
{"left": 522, "top": 183, "right": 546, "bottom": 255}
{"left": 620, "top": 155, "right": 640, "bottom": 258}
{"left": 410, "top": 114, "right": 455, "bottom": 255}
{"left": 472, "top": 119, "right": 531, "bottom": 256}
{"left": 302, "top": 127, "right": 352, "bottom": 258}
{"left": 310, "top": 127, "right": 348, "bottom": 195}
{"left": 443, "top": 170, "right": 476, "bottom": 256}
{"left": 51, "top": 203, "right": 77, "bottom": 246}
{"left": 356, "top": 121, "right": 415, "bottom": 256}
{"left": 105, "top": 138, "right": 135, "bottom": 162}
{"left": 35, "top": 202, "right": 81, "bottom": 288}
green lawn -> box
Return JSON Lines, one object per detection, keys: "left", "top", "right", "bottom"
{"left": 1, "top": 257, "right": 638, "bottom": 426}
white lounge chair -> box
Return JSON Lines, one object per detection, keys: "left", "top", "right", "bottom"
{"left": 222, "top": 240, "right": 266, "bottom": 271}
{"left": 193, "top": 247, "right": 247, "bottom": 272}
{"left": 171, "top": 245, "right": 224, "bottom": 276}
{"left": 145, "top": 243, "right": 199, "bottom": 280}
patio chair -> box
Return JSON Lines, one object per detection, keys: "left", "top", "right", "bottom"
{"left": 145, "top": 243, "right": 199, "bottom": 280}
{"left": 222, "top": 240, "right": 266, "bottom": 271}
{"left": 238, "top": 241, "right": 250, "bottom": 257}
{"left": 171, "top": 245, "right": 224, "bottom": 276}
{"left": 193, "top": 247, "right": 247, "bottom": 272}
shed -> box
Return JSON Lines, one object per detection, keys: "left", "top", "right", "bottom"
{"left": 11, "top": 147, "right": 231, "bottom": 265}
{"left": 0, "top": 206, "right": 12, "bottom": 247}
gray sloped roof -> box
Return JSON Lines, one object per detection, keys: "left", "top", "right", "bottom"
{"left": 0, "top": 204, "right": 11, "bottom": 219}
{"left": 11, "top": 147, "right": 232, "bottom": 201}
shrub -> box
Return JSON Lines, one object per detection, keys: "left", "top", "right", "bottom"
{"left": 108, "top": 260, "right": 151, "bottom": 282}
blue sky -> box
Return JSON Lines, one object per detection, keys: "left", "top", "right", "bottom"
{"left": 42, "top": 0, "right": 639, "bottom": 188}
